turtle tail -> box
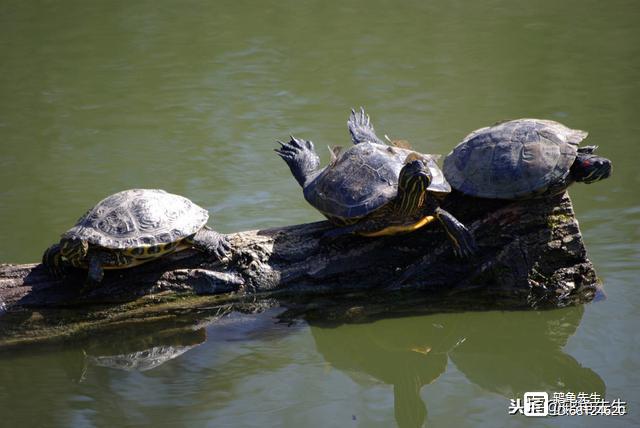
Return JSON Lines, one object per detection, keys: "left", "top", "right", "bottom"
{"left": 275, "top": 136, "right": 320, "bottom": 187}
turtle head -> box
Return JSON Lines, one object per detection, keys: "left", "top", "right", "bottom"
{"left": 571, "top": 148, "right": 612, "bottom": 184}
{"left": 397, "top": 156, "right": 433, "bottom": 215}
{"left": 60, "top": 236, "right": 89, "bottom": 266}
{"left": 399, "top": 158, "right": 433, "bottom": 190}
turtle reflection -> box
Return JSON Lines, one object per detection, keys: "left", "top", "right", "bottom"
{"left": 86, "top": 328, "right": 207, "bottom": 372}
{"left": 310, "top": 305, "right": 604, "bottom": 428}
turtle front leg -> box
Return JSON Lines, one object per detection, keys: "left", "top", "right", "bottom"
{"left": 189, "top": 226, "right": 231, "bottom": 261}
{"left": 274, "top": 136, "right": 320, "bottom": 187}
{"left": 84, "top": 251, "right": 133, "bottom": 289}
{"left": 86, "top": 253, "right": 106, "bottom": 287}
{"left": 42, "top": 243, "right": 70, "bottom": 278}
{"left": 435, "top": 207, "right": 477, "bottom": 259}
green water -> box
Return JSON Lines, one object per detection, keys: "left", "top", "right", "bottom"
{"left": 1, "top": 0, "right": 639, "bottom": 426}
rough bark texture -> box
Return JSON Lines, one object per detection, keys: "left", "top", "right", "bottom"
{"left": 0, "top": 192, "right": 599, "bottom": 347}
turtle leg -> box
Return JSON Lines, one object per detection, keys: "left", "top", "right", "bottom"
{"left": 435, "top": 207, "right": 477, "bottom": 258}
{"left": 188, "top": 226, "right": 231, "bottom": 261}
{"left": 348, "top": 107, "right": 386, "bottom": 145}
{"left": 42, "top": 243, "right": 70, "bottom": 278}
{"left": 84, "top": 252, "right": 107, "bottom": 288}
{"left": 274, "top": 136, "right": 320, "bottom": 187}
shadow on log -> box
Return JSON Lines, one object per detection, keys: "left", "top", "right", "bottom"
{"left": 0, "top": 192, "right": 600, "bottom": 347}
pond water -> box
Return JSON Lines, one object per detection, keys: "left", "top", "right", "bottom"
{"left": 1, "top": 0, "right": 639, "bottom": 426}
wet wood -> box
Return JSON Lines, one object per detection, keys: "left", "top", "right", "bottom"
{"left": 0, "top": 192, "right": 600, "bottom": 347}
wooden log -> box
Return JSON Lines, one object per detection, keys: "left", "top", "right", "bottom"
{"left": 0, "top": 192, "right": 600, "bottom": 347}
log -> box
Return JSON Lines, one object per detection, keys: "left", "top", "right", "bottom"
{"left": 0, "top": 192, "right": 600, "bottom": 347}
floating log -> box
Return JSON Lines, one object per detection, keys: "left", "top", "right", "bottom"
{"left": 0, "top": 192, "right": 599, "bottom": 347}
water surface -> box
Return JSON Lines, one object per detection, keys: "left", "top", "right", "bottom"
{"left": 1, "top": 0, "right": 639, "bottom": 426}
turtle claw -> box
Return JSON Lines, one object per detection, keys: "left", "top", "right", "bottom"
{"left": 214, "top": 236, "right": 233, "bottom": 260}
{"left": 353, "top": 106, "right": 370, "bottom": 127}
{"left": 275, "top": 136, "right": 314, "bottom": 153}
{"left": 452, "top": 233, "right": 477, "bottom": 259}
{"left": 210, "top": 241, "right": 230, "bottom": 261}
{"left": 275, "top": 136, "right": 320, "bottom": 187}
{"left": 193, "top": 229, "right": 231, "bottom": 262}
{"left": 359, "top": 106, "right": 370, "bottom": 127}
{"left": 348, "top": 107, "right": 384, "bottom": 145}
{"left": 274, "top": 139, "right": 302, "bottom": 161}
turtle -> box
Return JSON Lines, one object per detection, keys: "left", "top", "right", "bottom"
{"left": 443, "top": 118, "right": 612, "bottom": 199}
{"left": 275, "top": 108, "right": 476, "bottom": 258}
{"left": 42, "top": 188, "right": 231, "bottom": 285}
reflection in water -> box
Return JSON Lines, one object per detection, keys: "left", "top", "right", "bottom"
{"left": 86, "top": 328, "right": 207, "bottom": 372}
{"left": 0, "top": 303, "right": 612, "bottom": 427}
{"left": 311, "top": 306, "right": 604, "bottom": 428}
{"left": 0, "top": 0, "right": 637, "bottom": 425}
{"left": 0, "top": 307, "right": 295, "bottom": 426}
{"left": 88, "top": 344, "right": 196, "bottom": 372}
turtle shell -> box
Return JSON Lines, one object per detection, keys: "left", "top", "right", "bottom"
{"left": 304, "top": 142, "right": 449, "bottom": 220}
{"left": 63, "top": 189, "right": 209, "bottom": 249}
{"left": 443, "top": 119, "right": 587, "bottom": 199}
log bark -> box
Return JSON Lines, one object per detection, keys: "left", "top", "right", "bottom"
{"left": 0, "top": 192, "right": 600, "bottom": 347}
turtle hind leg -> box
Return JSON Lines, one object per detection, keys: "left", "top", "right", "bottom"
{"left": 275, "top": 136, "right": 320, "bottom": 187}
{"left": 42, "top": 243, "right": 70, "bottom": 279}
{"left": 435, "top": 207, "right": 477, "bottom": 259}
{"left": 348, "top": 107, "right": 385, "bottom": 145}
{"left": 188, "top": 227, "right": 231, "bottom": 261}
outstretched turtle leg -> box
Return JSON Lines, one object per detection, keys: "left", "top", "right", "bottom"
{"left": 348, "top": 107, "right": 386, "bottom": 145}
{"left": 275, "top": 136, "right": 320, "bottom": 187}
{"left": 188, "top": 226, "right": 231, "bottom": 261}
{"left": 435, "top": 207, "right": 477, "bottom": 258}
{"left": 42, "top": 243, "right": 70, "bottom": 278}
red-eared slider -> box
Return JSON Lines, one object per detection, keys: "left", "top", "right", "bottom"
{"left": 42, "top": 189, "right": 230, "bottom": 285}
{"left": 443, "top": 119, "right": 612, "bottom": 199}
{"left": 275, "top": 108, "right": 476, "bottom": 258}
